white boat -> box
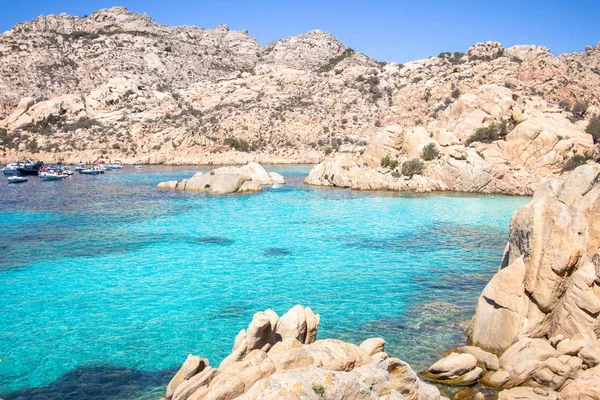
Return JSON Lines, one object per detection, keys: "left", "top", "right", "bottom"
{"left": 8, "top": 176, "right": 28, "bottom": 183}
{"left": 135, "top": 166, "right": 142, "bottom": 169}
{"left": 2, "top": 163, "right": 20, "bottom": 175}
{"left": 109, "top": 160, "right": 124, "bottom": 170}
{"left": 2, "top": 159, "right": 34, "bottom": 175}
{"left": 39, "top": 171, "right": 67, "bottom": 181}
{"left": 79, "top": 166, "right": 105, "bottom": 175}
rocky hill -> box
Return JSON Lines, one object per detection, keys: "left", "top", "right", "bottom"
{"left": 0, "top": 7, "right": 599, "bottom": 190}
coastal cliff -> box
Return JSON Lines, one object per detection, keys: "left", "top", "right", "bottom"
{"left": 0, "top": 7, "right": 598, "bottom": 195}
{"left": 423, "top": 164, "right": 600, "bottom": 398}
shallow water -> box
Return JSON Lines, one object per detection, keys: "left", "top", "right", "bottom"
{"left": 0, "top": 166, "right": 528, "bottom": 399}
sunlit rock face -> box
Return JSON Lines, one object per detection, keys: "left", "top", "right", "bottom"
{"left": 0, "top": 7, "right": 598, "bottom": 177}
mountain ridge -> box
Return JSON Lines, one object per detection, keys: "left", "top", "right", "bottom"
{"left": 0, "top": 7, "right": 598, "bottom": 193}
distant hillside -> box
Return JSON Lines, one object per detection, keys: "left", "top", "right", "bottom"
{"left": 0, "top": 6, "right": 598, "bottom": 172}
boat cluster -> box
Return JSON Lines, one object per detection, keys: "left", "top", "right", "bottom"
{"left": 2, "top": 159, "right": 126, "bottom": 184}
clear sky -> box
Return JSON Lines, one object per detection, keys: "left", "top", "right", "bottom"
{"left": 1, "top": 0, "right": 599, "bottom": 63}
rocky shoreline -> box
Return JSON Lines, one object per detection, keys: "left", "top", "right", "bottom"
{"left": 1, "top": 7, "right": 599, "bottom": 196}
{"left": 161, "top": 165, "right": 600, "bottom": 399}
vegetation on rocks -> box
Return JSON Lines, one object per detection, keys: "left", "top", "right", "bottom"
{"left": 318, "top": 48, "right": 355, "bottom": 73}
{"left": 401, "top": 158, "right": 424, "bottom": 177}
{"left": 586, "top": 115, "right": 600, "bottom": 144}
{"left": 561, "top": 154, "right": 592, "bottom": 172}
{"left": 465, "top": 120, "right": 513, "bottom": 145}
{"left": 421, "top": 143, "right": 440, "bottom": 160}
{"left": 380, "top": 155, "right": 398, "bottom": 169}
{"left": 224, "top": 137, "right": 250, "bottom": 152}
{"left": 572, "top": 101, "right": 588, "bottom": 119}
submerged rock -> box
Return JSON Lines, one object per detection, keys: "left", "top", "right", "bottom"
{"left": 156, "top": 163, "right": 284, "bottom": 194}
{"left": 163, "top": 305, "right": 442, "bottom": 400}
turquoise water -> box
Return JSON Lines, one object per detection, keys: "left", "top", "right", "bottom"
{"left": 0, "top": 166, "right": 528, "bottom": 399}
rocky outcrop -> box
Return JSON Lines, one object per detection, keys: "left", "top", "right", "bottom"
{"left": 469, "top": 164, "right": 600, "bottom": 352}
{"left": 0, "top": 8, "right": 598, "bottom": 180}
{"left": 155, "top": 162, "right": 284, "bottom": 194}
{"left": 305, "top": 107, "right": 597, "bottom": 195}
{"left": 162, "top": 305, "right": 445, "bottom": 400}
{"left": 423, "top": 165, "right": 600, "bottom": 395}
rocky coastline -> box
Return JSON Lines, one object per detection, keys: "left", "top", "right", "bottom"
{"left": 161, "top": 165, "right": 600, "bottom": 399}
{"left": 0, "top": 7, "right": 599, "bottom": 196}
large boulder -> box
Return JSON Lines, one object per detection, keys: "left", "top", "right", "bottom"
{"left": 156, "top": 163, "right": 285, "bottom": 194}
{"left": 164, "top": 306, "right": 440, "bottom": 400}
{"left": 558, "top": 364, "right": 600, "bottom": 400}
{"left": 165, "top": 354, "right": 208, "bottom": 399}
{"left": 578, "top": 339, "right": 600, "bottom": 368}
{"left": 469, "top": 165, "right": 600, "bottom": 353}
{"left": 422, "top": 352, "right": 482, "bottom": 386}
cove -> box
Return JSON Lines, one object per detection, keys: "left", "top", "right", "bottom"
{"left": 0, "top": 165, "right": 528, "bottom": 399}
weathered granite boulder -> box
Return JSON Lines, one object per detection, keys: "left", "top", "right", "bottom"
{"left": 422, "top": 352, "right": 482, "bottom": 385}
{"left": 578, "top": 339, "right": 600, "bottom": 367}
{"left": 498, "top": 387, "right": 558, "bottom": 400}
{"left": 156, "top": 163, "right": 285, "bottom": 194}
{"left": 558, "top": 364, "right": 600, "bottom": 400}
{"left": 165, "top": 355, "right": 208, "bottom": 399}
{"left": 164, "top": 305, "right": 441, "bottom": 400}
{"left": 424, "top": 166, "right": 600, "bottom": 395}
{"left": 454, "top": 346, "right": 499, "bottom": 371}
{"left": 470, "top": 165, "right": 600, "bottom": 353}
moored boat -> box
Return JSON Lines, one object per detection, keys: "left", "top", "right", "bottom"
{"left": 3, "top": 159, "right": 35, "bottom": 175}
{"left": 39, "top": 167, "right": 68, "bottom": 181}
{"left": 79, "top": 166, "right": 105, "bottom": 175}
{"left": 17, "top": 161, "right": 44, "bottom": 176}
{"left": 109, "top": 160, "right": 124, "bottom": 170}
{"left": 7, "top": 176, "right": 28, "bottom": 184}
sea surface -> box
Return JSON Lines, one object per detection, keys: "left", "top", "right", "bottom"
{"left": 0, "top": 165, "right": 528, "bottom": 399}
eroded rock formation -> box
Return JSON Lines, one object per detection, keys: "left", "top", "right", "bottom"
{"left": 162, "top": 305, "right": 445, "bottom": 400}
{"left": 156, "top": 162, "right": 284, "bottom": 194}
{"left": 424, "top": 165, "right": 600, "bottom": 397}
{"left": 0, "top": 9, "right": 598, "bottom": 185}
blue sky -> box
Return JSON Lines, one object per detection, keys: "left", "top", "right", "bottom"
{"left": 1, "top": 0, "right": 599, "bottom": 63}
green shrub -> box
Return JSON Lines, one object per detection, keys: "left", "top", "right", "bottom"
{"left": 451, "top": 89, "right": 460, "bottom": 99}
{"left": 324, "top": 146, "right": 333, "bottom": 155}
{"left": 572, "top": 102, "right": 588, "bottom": 119}
{"left": 224, "top": 137, "right": 250, "bottom": 152}
{"left": 558, "top": 100, "right": 571, "bottom": 111}
{"left": 421, "top": 143, "right": 440, "bottom": 160}
{"left": 27, "top": 140, "right": 39, "bottom": 153}
{"left": 586, "top": 115, "right": 600, "bottom": 144}
{"left": 68, "top": 31, "right": 99, "bottom": 40}
{"left": 312, "top": 385, "right": 325, "bottom": 396}
{"left": 319, "top": 48, "right": 355, "bottom": 73}
{"left": 402, "top": 158, "right": 424, "bottom": 177}
{"left": 561, "top": 154, "right": 592, "bottom": 173}
{"left": 466, "top": 120, "right": 514, "bottom": 145}
{"left": 381, "top": 155, "right": 398, "bottom": 169}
